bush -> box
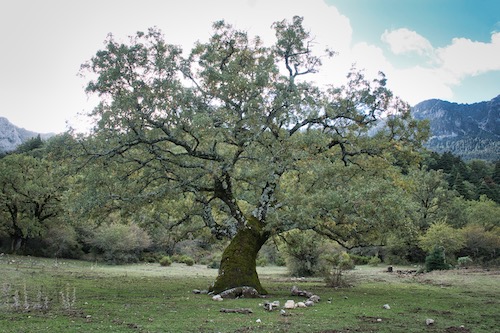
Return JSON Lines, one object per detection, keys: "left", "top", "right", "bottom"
{"left": 350, "top": 254, "right": 370, "bottom": 265}
{"left": 457, "top": 256, "right": 473, "bottom": 268}
{"left": 172, "top": 254, "right": 195, "bottom": 266}
{"left": 283, "top": 230, "right": 327, "bottom": 277}
{"left": 425, "top": 247, "right": 450, "bottom": 272}
{"left": 368, "top": 256, "right": 382, "bottom": 267}
{"left": 256, "top": 256, "right": 268, "bottom": 267}
{"left": 207, "top": 259, "right": 220, "bottom": 269}
{"left": 159, "top": 256, "right": 172, "bottom": 267}
{"left": 323, "top": 252, "right": 355, "bottom": 288}
{"left": 183, "top": 256, "right": 195, "bottom": 266}
{"left": 141, "top": 252, "right": 162, "bottom": 263}
{"left": 41, "top": 223, "right": 82, "bottom": 259}
{"left": 88, "top": 223, "right": 152, "bottom": 264}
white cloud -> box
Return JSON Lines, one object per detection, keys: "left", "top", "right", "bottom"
{"left": 436, "top": 32, "right": 500, "bottom": 80}
{"left": 381, "top": 28, "right": 434, "bottom": 56}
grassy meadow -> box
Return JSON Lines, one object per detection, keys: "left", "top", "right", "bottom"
{"left": 0, "top": 255, "right": 498, "bottom": 333}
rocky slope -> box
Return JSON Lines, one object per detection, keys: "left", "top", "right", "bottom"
{"left": 412, "top": 95, "right": 499, "bottom": 160}
{"left": 0, "top": 117, "right": 54, "bottom": 154}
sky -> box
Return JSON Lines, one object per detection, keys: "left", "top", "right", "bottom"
{"left": 1, "top": 0, "right": 499, "bottom": 134}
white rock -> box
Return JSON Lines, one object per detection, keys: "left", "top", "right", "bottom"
{"left": 425, "top": 318, "right": 434, "bottom": 326}
{"left": 280, "top": 309, "right": 286, "bottom": 315}
{"left": 382, "top": 304, "right": 391, "bottom": 309}
{"left": 296, "top": 302, "right": 307, "bottom": 308}
{"left": 305, "top": 300, "right": 315, "bottom": 307}
{"left": 284, "top": 300, "right": 296, "bottom": 309}
{"left": 256, "top": 319, "right": 261, "bottom": 323}
{"left": 212, "top": 295, "right": 223, "bottom": 301}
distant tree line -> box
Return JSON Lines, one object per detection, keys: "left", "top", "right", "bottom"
{"left": 426, "top": 151, "right": 500, "bottom": 203}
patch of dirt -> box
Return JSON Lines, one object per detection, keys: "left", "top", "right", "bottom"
{"left": 317, "top": 329, "right": 376, "bottom": 333}
{"left": 429, "top": 309, "right": 453, "bottom": 316}
{"left": 358, "top": 316, "right": 387, "bottom": 323}
{"left": 444, "top": 327, "right": 471, "bottom": 333}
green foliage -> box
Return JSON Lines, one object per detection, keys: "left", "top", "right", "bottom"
{"left": 457, "top": 256, "right": 473, "bottom": 268}
{"left": 349, "top": 254, "right": 371, "bottom": 265}
{"left": 77, "top": 15, "right": 429, "bottom": 292}
{"left": 282, "top": 230, "right": 330, "bottom": 277}
{"left": 88, "top": 223, "right": 152, "bottom": 264}
{"left": 426, "top": 152, "right": 500, "bottom": 203}
{"left": 14, "top": 135, "right": 44, "bottom": 155}
{"left": 368, "top": 256, "right": 382, "bottom": 266}
{"left": 425, "top": 246, "right": 450, "bottom": 271}
{"left": 0, "top": 154, "right": 65, "bottom": 253}
{"left": 40, "top": 223, "right": 82, "bottom": 258}
{"left": 173, "top": 254, "right": 195, "bottom": 266}
{"left": 322, "top": 251, "right": 355, "bottom": 288}
{"left": 159, "top": 255, "right": 172, "bottom": 267}
{"left": 207, "top": 258, "right": 220, "bottom": 269}
{"left": 419, "top": 221, "right": 465, "bottom": 255}
{"left": 460, "top": 224, "right": 500, "bottom": 262}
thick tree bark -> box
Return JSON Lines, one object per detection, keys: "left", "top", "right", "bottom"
{"left": 210, "top": 216, "right": 270, "bottom": 295}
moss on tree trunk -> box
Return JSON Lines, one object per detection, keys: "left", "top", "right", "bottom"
{"left": 210, "top": 216, "right": 269, "bottom": 295}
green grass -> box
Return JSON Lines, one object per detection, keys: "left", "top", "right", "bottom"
{"left": 0, "top": 255, "right": 499, "bottom": 333}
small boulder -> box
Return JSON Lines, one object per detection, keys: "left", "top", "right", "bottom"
{"left": 305, "top": 300, "right": 315, "bottom": 307}
{"left": 212, "top": 295, "right": 223, "bottom": 301}
{"left": 308, "top": 295, "right": 321, "bottom": 303}
{"left": 296, "top": 302, "right": 307, "bottom": 308}
{"left": 382, "top": 304, "right": 391, "bottom": 310}
{"left": 425, "top": 318, "right": 435, "bottom": 326}
{"left": 284, "top": 300, "right": 296, "bottom": 309}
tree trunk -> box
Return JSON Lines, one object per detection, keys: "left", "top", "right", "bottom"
{"left": 210, "top": 216, "right": 270, "bottom": 295}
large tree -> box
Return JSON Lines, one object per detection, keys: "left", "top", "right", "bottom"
{"left": 80, "top": 17, "right": 426, "bottom": 293}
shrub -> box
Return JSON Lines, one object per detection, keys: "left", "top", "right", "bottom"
{"left": 256, "top": 256, "right": 268, "bottom": 267}
{"left": 419, "top": 221, "right": 465, "bottom": 255}
{"left": 350, "top": 254, "right": 370, "bottom": 265}
{"left": 182, "top": 256, "right": 195, "bottom": 266}
{"left": 283, "top": 230, "right": 334, "bottom": 277}
{"left": 41, "top": 224, "right": 82, "bottom": 259}
{"left": 323, "top": 252, "right": 355, "bottom": 288}
{"left": 159, "top": 256, "right": 172, "bottom": 267}
{"left": 425, "top": 246, "right": 450, "bottom": 272}
{"left": 457, "top": 256, "right": 473, "bottom": 268}
{"left": 88, "top": 223, "right": 152, "bottom": 264}
{"left": 207, "top": 259, "right": 220, "bottom": 269}
{"left": 460, "top": 224, "right": 500, "bottom": 262}
{"left": 368, "top": 256, "right": 382, "bottom": 267}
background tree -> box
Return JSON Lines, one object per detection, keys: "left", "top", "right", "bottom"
{"left": 80, "top": 17, "right": 427, "bottom": 293}
{"left": 0, "top": 154, "right": 63, "bottom": 253}
{"left": 419, "top": 221, "right": 465, "bottom": 258}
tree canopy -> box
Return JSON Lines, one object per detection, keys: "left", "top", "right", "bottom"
{"left": 79, "top": 17, "right": 428, "bottom": 293}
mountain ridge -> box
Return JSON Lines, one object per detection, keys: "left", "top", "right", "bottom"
{"left": 411, "top": 94, "right": 499, "bottom": 161}
{"left": 0, "top": 117, "right": 54, "bottom": 154}
{"left": 1, "top": 94, "right": 499, "bottom": 160}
